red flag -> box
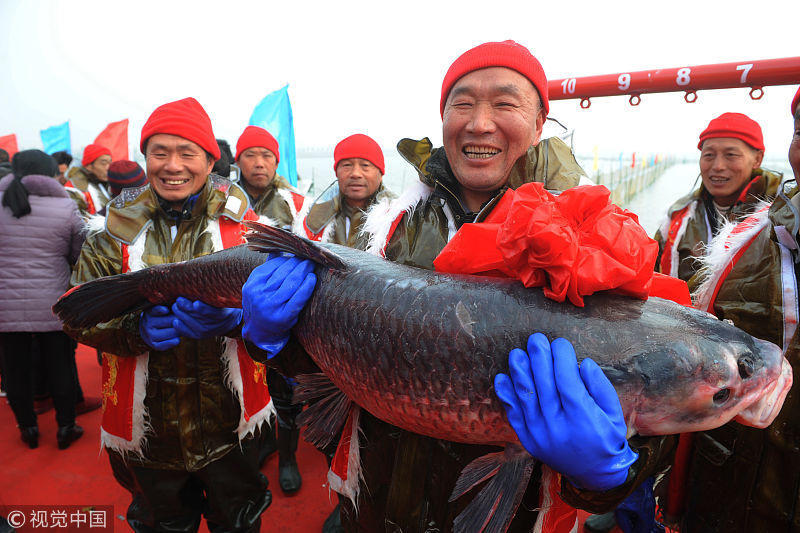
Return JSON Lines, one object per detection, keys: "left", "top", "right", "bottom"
{"left": 94, "top": 119, "right": 129, "bottom": 161}
{"left": 0, "top": 134, "right": 19, "bottom": 159}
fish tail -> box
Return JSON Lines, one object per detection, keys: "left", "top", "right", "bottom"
{"left": 243, "top": 221, "right": 347, "bottom": 270}
{"left": 450, "top": 444, "right": 535, "bottom": 533}
{"left": 53, "top": 271, "right": 151, "bottom": 330}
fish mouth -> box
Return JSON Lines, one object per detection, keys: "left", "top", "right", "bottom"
{"left": 734, "top": 357, "right": 793, "bottom": 428}
{"left": 729, "top": 339, "right": 792, "bottom": 428}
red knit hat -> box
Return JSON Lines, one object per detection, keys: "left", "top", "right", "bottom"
{"left": 698, "top": 112, "right": 765, "bottom": 151}
{"left": 235, "top": 126, "right": 280, "bottom": 163}
{"left": 334, "top": 134, "right": 385, "bottom": 175}
{"left": 140, "top": 97, "right": 221, "bottom": 160}
{"left": 107, "top": 160, "right": 148, "bottom": 196}
{"left": 440, "top": 40, "right": 549, "bottom": 117}
{"left": 792, "top": 86, "right": 800, "bottom": 117}
{"left": 82, "top": 144, "right": 111, "bottom": 166}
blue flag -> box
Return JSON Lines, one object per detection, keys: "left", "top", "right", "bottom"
{"left": 248, "top": 85, "right": 297, "bottom": 186}
{"left": 40, "top": 121, "right": 71, "bottom": 154}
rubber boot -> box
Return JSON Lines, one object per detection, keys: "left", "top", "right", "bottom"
{"left": 321, "top": 503, "right": 343, "bottom": 533}
{"left": 278, "top": 425, "right": 301, "bottom": 493}
{"left": 258, "top": 415, "right": 278, "bottom": 468}
{"left": 583, "top": 512, "right": 617, "bottom": 533}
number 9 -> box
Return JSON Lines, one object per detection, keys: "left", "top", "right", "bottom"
{"left": 618, "top": 73, "right": 631, "bottom": 91}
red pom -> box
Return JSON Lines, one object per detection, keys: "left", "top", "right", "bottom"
{"left": 435, "top": 183, "right": 664, "bottom": 307}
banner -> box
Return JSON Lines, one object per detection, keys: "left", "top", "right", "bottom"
{"left": 94, "top": 119, "right": 129, "bottom": 161}
{"left": 0, "top": 134, "right": 18, "bottom": 159}
{"left": 40, "top": 121, "right": 71, "bottom": 154}
{"left": 248, "top": 85, "right": 298, "bottom": 186}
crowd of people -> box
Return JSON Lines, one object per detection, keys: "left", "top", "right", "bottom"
{"left": 0, "top": 39, "right": 799, "bottom": 533}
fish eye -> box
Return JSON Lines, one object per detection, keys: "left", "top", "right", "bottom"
{"left": 713, "top": 388, "right": 731, "bottom": 405}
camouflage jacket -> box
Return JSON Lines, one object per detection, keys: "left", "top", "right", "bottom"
{"left": 680, "top": 183, "right": 800, "bottom": 532}
{"left": 67, "top": 176, "right": 254, "bottom": 471}
{"left": 313, "top": 137, "right": 676, "bottom": 531}
{"left": 64, "top": 165, "right": 112, "bottom": 217}
{"left": 234, "top": 174, "right": 304, "bottom": 229}
{"left": 299, "top": 184, "right": 397, "bottom": 248}
{"left": 654, "top": 168, "right": 783, "bottom": 282}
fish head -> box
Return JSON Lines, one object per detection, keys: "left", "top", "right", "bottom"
{"left": 621, "top": 330, "right": 791, "bottom": 437}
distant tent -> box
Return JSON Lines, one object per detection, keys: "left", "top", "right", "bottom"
{"left": 0, "top": 134, "right": 19, "bottom": 159}
{"left": 95, "top": 119, "right": 129, "bottom": 161}
{"left": 249, "top": 85, "right": 298, "bottom": 186}
{"left": 40, "top": 121, "right": 71, "bottom": 154}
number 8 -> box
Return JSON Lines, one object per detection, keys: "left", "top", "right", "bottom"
{"left": 676, "top": 68, "right": 691, "bottom": 86}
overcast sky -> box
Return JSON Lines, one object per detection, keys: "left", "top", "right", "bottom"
{"left": 1, "top": 0, "right": 798, "bottom": 164}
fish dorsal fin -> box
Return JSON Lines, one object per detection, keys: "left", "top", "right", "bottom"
{"left": 450, "top": 444, "right": 535, "bottom": 533}
{"left": 243, "top": 221, "right": 347, "bottom": 271}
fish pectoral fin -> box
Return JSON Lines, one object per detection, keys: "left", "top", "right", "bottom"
{"left": 450, "top": 444, "right": 535, "bottom": 533}
{"left": 294, "top": 372, "right": 353, "bottom": 450}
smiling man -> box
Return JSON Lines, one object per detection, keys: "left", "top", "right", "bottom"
{"left": 242, "top": 40, "right": 677, "bottom": 533}
{"left": 300, "top": 133, "right": 395, "bottom": 247}
{"left": 654, "top": 113, "right": 782, "bottom": 282}
{"left": 67, "top": 97, "right": 271, "bottom": 532}
{"left": 666, "top": 87, "right": 800, "bottom": 533}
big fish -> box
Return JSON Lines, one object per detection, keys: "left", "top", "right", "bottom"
{"left": 54, "top": 222, "right": 792, "bottom": 532}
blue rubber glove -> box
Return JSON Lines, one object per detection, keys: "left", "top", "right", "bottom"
{"left": 171, "top": 297, "right": 243, "bottom": 339}
{"left": 494, "top": 333, "right": 638, "bottom": 491}
{"left": 241, "top": 255, "right": 316, "bottom": 359}
{"left": 615, "top": 477, "right": 665, "bottom": 533}
{"left": 139, "top": 305, "right": 181, "bottom": 351}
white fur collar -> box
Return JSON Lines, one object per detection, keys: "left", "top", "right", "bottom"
{"left": 363, "top": 180, "right": 432, "bottom": 256}
{"left": 692, "top": 202, "right": 771, "bottom": 310}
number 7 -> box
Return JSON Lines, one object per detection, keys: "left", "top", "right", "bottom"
{"left": 736, "top": 64, "right": 753, "bottom": 84}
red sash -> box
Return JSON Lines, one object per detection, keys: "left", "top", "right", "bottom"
{"left": 659, "top": 204, "right": 692, "bottom": 277}
{"left": 100, "top": 210, "right": 271, "bottom": 453}
{"left": 64, "top": 180, "right": 97, "bottom": 215}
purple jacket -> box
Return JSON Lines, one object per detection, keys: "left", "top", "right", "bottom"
{"left": 0, "top": 174, "right": 86, "bottom": 332}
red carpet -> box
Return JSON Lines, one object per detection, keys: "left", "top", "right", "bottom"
{"left": 0, "top": 344, "right": 336, "bottom": 532}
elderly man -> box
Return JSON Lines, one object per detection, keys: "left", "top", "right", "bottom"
{"left": 663, "top": 88, "right": 799, "bottom": 532}
{"left": 67, "top": 97, "right": 271, "bottom": 532}
{"left": 241, "top": 41, "right": 673, "bottom": 532}
{"left": 64, "top": 143, "right": 112, "bottom": 217}
{"left": 234, "top": 125, "right": 304, "bottom": 227}
{"left": 233, "top": 124, "right": 306, "bottom": 495}
{"left": 300, "top": 133, "right": 396, "bottom": 247}
{"left": 654, "top": 113, "right": 782, "bottom": 282}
